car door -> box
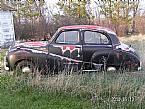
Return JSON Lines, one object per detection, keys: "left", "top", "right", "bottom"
{"left": 48, "top": 29, "right": 82, "bottom": 71}
{"left": 82, "top": 30, "right": 114, "bottom": 67}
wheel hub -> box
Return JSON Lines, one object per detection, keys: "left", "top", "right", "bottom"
{"left": 22, "top": 67, "right": 31, "bottom": 73}
{"left": 107, "top": 67, "right": 116, "bottom": 71}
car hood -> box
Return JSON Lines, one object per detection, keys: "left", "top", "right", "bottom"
{"left": 15, "top": 41, "right": 47, "bottom": 47}
{"left": 9, "top": 41, "right": 48, "bottom": 52}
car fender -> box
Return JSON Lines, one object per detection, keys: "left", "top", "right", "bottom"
{"left": 121, "top": 51, "right": 140, "bottom": 65}
{"left": 8, "top": 49, "right": 49, "bottom": 70}
{"left": 7, "top": 50, "right": 34, "bottom": 69}
{"left": 91, "top": 50, "right": 116, "bottom": 65}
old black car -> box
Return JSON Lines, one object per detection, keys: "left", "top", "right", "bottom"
{"left": 4, "top": 25, "right": 141, "bottom": 74}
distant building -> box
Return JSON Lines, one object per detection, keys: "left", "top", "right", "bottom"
{"left": 0, "top": 5, "right": 16, "bottom": 48}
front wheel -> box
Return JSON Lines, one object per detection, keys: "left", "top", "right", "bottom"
{"left": 15, "top": 60, "right": 36, "bottom": 73}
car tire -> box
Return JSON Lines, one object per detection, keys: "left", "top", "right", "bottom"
{"left": 15, "top": 60, "right": 36, "bottom": 73}
{"left": 97, "top": 56, "right": 107, "bottom": 71}
{"left": 94, "top": 56, "right": 118, "bottom": 72}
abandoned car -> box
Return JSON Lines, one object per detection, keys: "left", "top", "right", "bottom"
{"left": 4, "top": 25, "right": 141, "bottom": 73}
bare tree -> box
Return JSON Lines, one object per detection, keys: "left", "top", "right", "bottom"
{"left": 94, "top": 0, "right": 140, "bottom": 36}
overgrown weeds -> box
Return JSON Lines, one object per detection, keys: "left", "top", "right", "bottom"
{"left": 0, "top": 49, "right": 7, "bottom": 69}
{"left": 0, "top": 70, "right": 145, "bottom": 108}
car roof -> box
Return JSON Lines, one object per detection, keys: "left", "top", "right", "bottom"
{"left": 59, "top": 25, "right": 116, "bottom": 35}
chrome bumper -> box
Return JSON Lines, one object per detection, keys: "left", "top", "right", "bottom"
{"left": 4, "top": 56, "right": 9, "bottom": 71}
{"left": 138, "top": 61, "right": 142, "bottom": 71}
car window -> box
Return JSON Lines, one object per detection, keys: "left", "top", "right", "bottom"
{"left": 84, "top": 31, "right": 109, "bottom": 44}
{"left": 56, "top": 31, "right": 79, "bottom": 44}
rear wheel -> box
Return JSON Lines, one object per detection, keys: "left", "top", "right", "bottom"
{"left": 99, "top": 56, "right": 107, "bottom": 71}
{"left": 94, "top": 56, "right": 117, "bottom": 72}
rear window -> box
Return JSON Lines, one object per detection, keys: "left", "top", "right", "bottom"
{"left": 84, "top": 31, "right": 109, "bottom": 44}
{"left": 109, "top": 34, "right": 120, "bottom": 45}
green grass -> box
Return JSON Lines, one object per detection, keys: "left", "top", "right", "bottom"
{"left": 0, "top": 49, "right": 7, "bottom": 68}
{"left": 0, "top": 75, "right": 92, "bottom": 109}
{"left": 0, "top": 49, "right": 7, "bottom": 61}
{"left": 0, "top": 72, "right": 145, "bottom": 109}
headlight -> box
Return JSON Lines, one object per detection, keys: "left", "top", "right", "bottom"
{"left": 4, "top": 56, "right": 9, "bottom": 71}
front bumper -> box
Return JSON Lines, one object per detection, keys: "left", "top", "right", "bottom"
{"left": 4, "top": 56, "right": 10, "bottom": 71}
{"left": 138, "top": 61, "right": 142, "bottom": 71}
{"left": 138, "top": 67, "right": 142, "bottom": 71}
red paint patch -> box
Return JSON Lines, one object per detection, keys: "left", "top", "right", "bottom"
{"left": 59, "top": 25, "right": 115, "bottom": 34}
{"left": 24, "top": 42, "right": 47, "bottom": 47}
{"left": 63, "top": 45, "right": 75, "bottom": 50}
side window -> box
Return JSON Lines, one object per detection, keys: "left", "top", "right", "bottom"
{"left": 84, "top": 31, "right": 109, "bottom": 44}
{"left": 56, "top": 31, "right": 79, "bottom": 44}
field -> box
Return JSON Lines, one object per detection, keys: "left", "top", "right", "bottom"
{"left": 0, "top": 35, "right": 145, "bottom": 109}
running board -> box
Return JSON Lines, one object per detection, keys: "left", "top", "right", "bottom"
{"left": 82, "top": 64, "right": 102, "bottom": 72}
{"left": 82, "top": 70, "right": 100, "bottom": 72}
{"left": 93, "top": 63, "right": 103, "bottom": 69}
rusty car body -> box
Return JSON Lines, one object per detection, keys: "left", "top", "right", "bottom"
{"left": 4, "top": 25, "right": 141, "bottom": 73}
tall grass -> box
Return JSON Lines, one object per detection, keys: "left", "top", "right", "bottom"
{"left": 0, "top": 49, "right": 7, "bottom": 61}
{"left": 0, "top": 49, "right": 7, "bottom": 69}
{"left": 1, "top": 71, "right": 145, "bottom": 108}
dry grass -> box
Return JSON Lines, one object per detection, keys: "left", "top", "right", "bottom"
{"left": 12, "top": 70, "right": 145, "bottom": 107}
{"left": 120, "top": 34, "right": 145, "bottom": 42}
